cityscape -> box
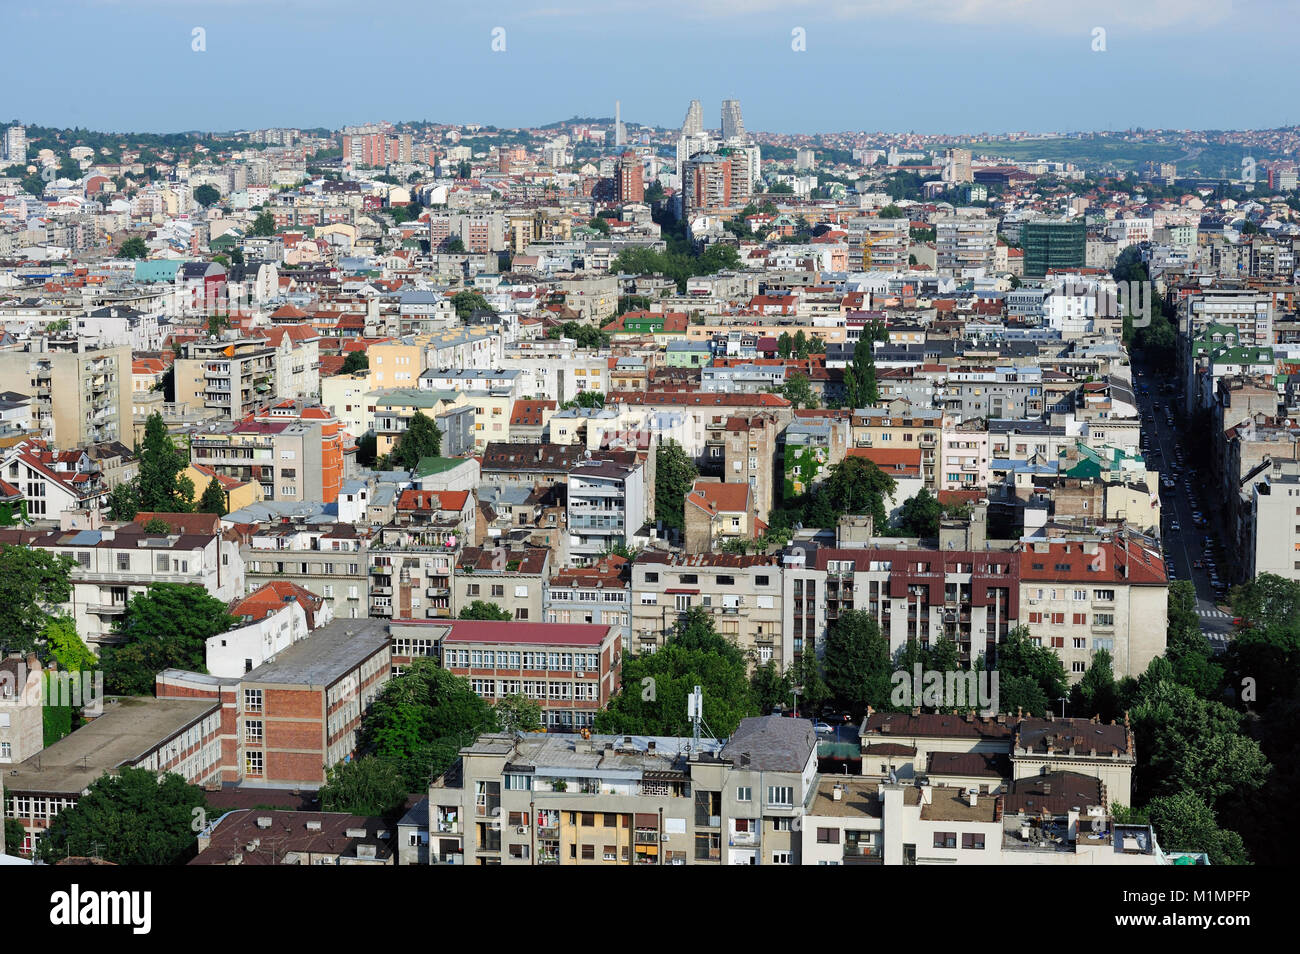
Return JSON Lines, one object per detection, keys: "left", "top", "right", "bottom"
{"left": 0, "top": 5, "right": 1285, "bottom": 918}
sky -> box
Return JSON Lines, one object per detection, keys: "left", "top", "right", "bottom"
{"left": 2, "top": 0, "right": 1295, "bottom": 135}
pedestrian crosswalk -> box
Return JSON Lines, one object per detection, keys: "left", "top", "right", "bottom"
{"left": 1198, "top": 608, "right": 1230, "bottom": 619}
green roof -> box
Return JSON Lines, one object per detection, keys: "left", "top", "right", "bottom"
{"left": 133, "top": 260, "right": 188, "bottom": 282}
{"left": 415, "top": 456, "right": 465, "bottom": 478}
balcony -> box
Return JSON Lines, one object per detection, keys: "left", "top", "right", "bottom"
{"left": 728, "top": 831, "right": 758, "bottom": 847}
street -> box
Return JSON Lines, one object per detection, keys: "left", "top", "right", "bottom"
{"left": 1133, "top": 361, "right": 1233, "bottom": 653}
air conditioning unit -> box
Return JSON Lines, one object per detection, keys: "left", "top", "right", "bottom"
{"left": 660, "top": 833, "right": 670, "bottom": 841}
{"left": 516, "top": 826, "right": 527, "bottom": 835}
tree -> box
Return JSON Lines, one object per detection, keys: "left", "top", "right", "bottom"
{"left": 777, "top": 332, "right": 793, "bottom": 358}
{"left": 361, "top": 659, "right": 499, "bottom": 791}
{"left": 389, "top": 411, "right": 443, "bottom": 470}
{"left": 994, "top": 626, "right": 1069, "bottom": 715}
{"left": 456, "top": 160, "right": 472, "bottom": 179}
{"left": 1070, "top": 648, "right": 1120, "bottom": 723}
{"left": 450, "top": 290, "right": 490, "bottom": 320}
{"left": 574, "top": 390, "right": 605, "bottom": 409}
{"left": 137, "top": 413, "right": 194, "bottom": 512}
{"left": 595, "top": 609, "right": 756, "bottom": 736}
{"left": 896, "top": 488, "right": 944, "bottom": 537}
{"left": 41, "top": 615, "right": 97, "bottom": 672}
{"left": 100, "top": 583, "right": 240, "bottom": 695}
{"left": 844, "top": 334, "right": 879, "bottom": 409}
{"left": 822, "top": 610, "right": 893, "bottom": 718}
{"left": 1143, "top": 791, "right": 1250, "bottom": 865}
{"left": 751, "top": 660, "right": 793, "bottom": 714}
{"left": 248, "top": 211, "right": 276, "bottom": 236}
{"left": 193, "top": 184, "right": 220, "bottom": 207}
{"left": 4, "top": 818, "right": 25, "bottom": 855}
{"left": 458, "top": 600, "right": 512, "bottom": 621}
{"left": 0, "top": 546, "right": 76, "bottom": 656}
{"left": 37, "top": 767, "right": 207, "bottom": 866}
{"left": 878, "top": 203, "right": 905, "bottom": 219}
{"left": 820, "top": 457, "right": 896, "bottom": 528}
{"left": 779, "top": 371, "right": 817, "bottom": 409}
{"left": 197, "top": 476, "right": 227, "bottom": 516}
{"left": 496, "top": 693, "right": 543, "bottom": 733}
{"left": 1165, "top": 580, "right": 1223, "bottom": 698}
{"left": 318, "top": 757, "right": 410, "bottom": 818}
{"left": 789, "top": 647, "right": 831, "bottom": 714}
{"left": 588, "top": 216, "right": 611, "bottom": 236}
{"left": 341, "top": 350, "right": 369, "bottom": 374}
{"left": 119, "top": 236, "right": 148, "bottom": 259}
{"left": 356, "top": 432, "right": 378, "bottom": 468}
{"left": 654, "top": 439, "right": 698, "bottom": 533}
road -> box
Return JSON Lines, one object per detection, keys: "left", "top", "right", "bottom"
{"left": 1132, "top": 362, "right": 1234, "bottom": 652}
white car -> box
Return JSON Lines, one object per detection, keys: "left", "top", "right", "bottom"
{"left": 1170, "top": 520, "right": 1181, "bottom": 531}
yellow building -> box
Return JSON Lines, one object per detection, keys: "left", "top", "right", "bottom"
{"left": 184, "top": 462, "right": 263, "bottom": 512}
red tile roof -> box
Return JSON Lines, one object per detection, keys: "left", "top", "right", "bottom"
{"left": 441, "top": 620, "right": 613, "bottom": 647}
{"left": 685, "top": 480, "right": 752, "bottom": 516}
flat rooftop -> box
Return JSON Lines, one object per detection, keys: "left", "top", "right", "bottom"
{"left": 244, "top": 617, "right": 390, "bottom": 687}
{"left": 809, "top": 778, "right": 885, "bottom": 820}
{"left": 6, "top": 697, "right": 219, "bottom": 795}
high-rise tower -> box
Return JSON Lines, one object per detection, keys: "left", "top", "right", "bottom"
{"left": 720, "top": 99, "right": 744, "bottom": 140}
{"left": 681, "top": 100, "right": 703, "bottom": 138}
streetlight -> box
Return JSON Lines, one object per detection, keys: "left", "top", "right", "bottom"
{"left": 1056, "top": 696, "right": 1068, "bottom": 719}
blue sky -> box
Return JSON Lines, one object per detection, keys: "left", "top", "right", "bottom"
{"left": 4, "top": 0, "right": 1294, "bottom": 134}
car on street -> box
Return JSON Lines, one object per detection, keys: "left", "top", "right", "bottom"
{"left": 1170, "top": 520, "right": 1181, "bottom": 531}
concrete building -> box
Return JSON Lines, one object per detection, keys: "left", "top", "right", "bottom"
{"left": 629, "top": 552, "right": 783, "bottom": 662}
{"left": 438, "top": 619, "right": 621, "bottom": 731}
{"left": 0, "top": 338, "right": 132, "bottom": 449}
{"left": 567, "top": 458, "right": 647, "bottom": 565}
{"left": 3, "top": 697, "right": 222, "bottom": 856}
{"left": 426, "top": 715, "right": 814, "bottom": 865}
{"left": 241, "top": 521, "right": 369, "bottom": 622}
{"left": 173, "top": 337, "right": 278, "bottom": 421}
{"left": 935, "top": 218, "right": 998, "bottom": 276}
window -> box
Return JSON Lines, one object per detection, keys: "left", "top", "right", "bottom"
{"left": 736, "top": 787, "right": 752, "bottom": 802}
{"left": 244, "top": 689, "right": 263, "bottom": 713}
{"left": 933, "top": 832, "right": 957, "bottom": 849}
{"left": 581, "top": 844, "right": 595, "bottom": 860}
{"left": 245, "top": 751, "right": 263, "bottom": 776}
{"left": 244, "top": 720, "right": 263, "bottom": 743}
{"left": 817, "top": 828, "right": 840, "bottom": 844}
{"left": 772, "top": 851, "right": 792, "bottom": 865}
{"left": 767, "top": 786, "right": 793, "bottom": 807}
{"left": 962, "top": 833, "right": 985, "bottom": 850}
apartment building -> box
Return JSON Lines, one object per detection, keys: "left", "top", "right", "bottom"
{"left": 242, "top": 521, "right": 369, "bottom": 621}
{"left": 1017, "top": 535, "right": 1167, "bottom": 681}
{"left": 0, "top": 512, "right": 245, "bottom": 650}
{"left": 188, "top": 416, "right": 335, "bottom": 504}
{"left": 851, "top": 401, "right": 945, "bottom": 489}
{"left": 439, "top": 619, "right": 621, "bottom": 730}
{"left": 0, "top": 439, "right": 109, "bottom": 518}
{"left": 545, "top": 556, "right": 631, "bottom": 645}
{"left": 369, "top": 388, "right": 467, "bottom": 457}
{"left": 427, "top": 715, "right": 814, "bottom": 865}
{"left": 451, "top": 545, "right": 550, "bottom": 621}
{"left": 935, "top": 218, "right": 998, "bottom": 275}
{"left": 499, "top": 341, "right": 610, "bottom": 405}
{"left": 781, "top": 535, "right": 1018, "bottom": 667}
{"left": 800, "top": 773, "right": 1165, "bottom": 866}
{"left": 367, "top": 521, "right": 460, "bottom": 621}
{"left": 683, "top": 480, "right": 763, "bottom": 554}
{"left": 0, "top": 337, "right": 132, "bottom": 449}
{"left": 849, "top": 217, "right": 910, "bottom": 272}
{"left": 629, "top": 552, "right": 783, "bottom": 663}
{"left": 567, "top": 458, "right": 647, "bottom": 565}
{"left": 174, "top": 337, "right": 278, "bottom": 421}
